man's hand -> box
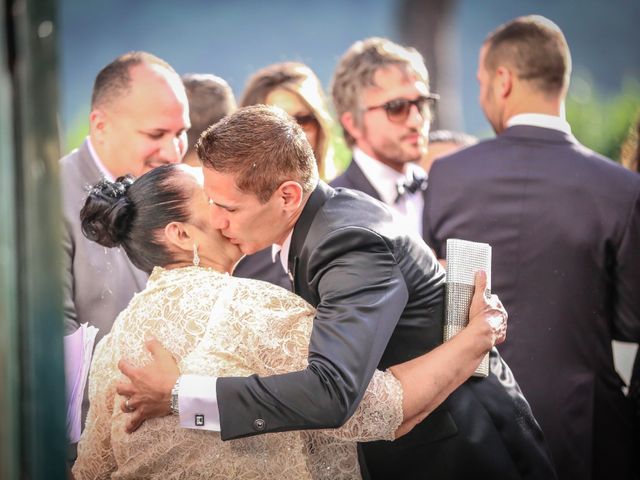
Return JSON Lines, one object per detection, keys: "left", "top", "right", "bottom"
{"left": 468, "top": 271, "right": 508, "bottom": 350}
{"left": 116, "top": 337, "right": 180, "bottom": 433}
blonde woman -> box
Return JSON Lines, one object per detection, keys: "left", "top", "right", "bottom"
{"left": 241, "top": 62, "right": 338, "bottom": 181}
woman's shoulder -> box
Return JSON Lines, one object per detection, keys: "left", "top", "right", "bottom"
{"left": 228, "top": 275, "right": 312, "bottom": 310}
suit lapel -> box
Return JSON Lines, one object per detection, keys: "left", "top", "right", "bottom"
{"left": 288, "top": 181, "right": 333, "bottom": 292}
{"left": 421, "top": 185, "right": 430, "bottom": 240}
{"left": 344, "top": 159, "right": 382, "bottom": 201}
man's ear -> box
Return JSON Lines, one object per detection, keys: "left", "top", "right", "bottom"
{"left": 341, "top": 111, "right": 364, "bottom": 143}
{"left": 89, "top": 108, "right": 108, "bottom": 141}
{"left": 164, "top": 221, "right": 193, "bottom": 252}
{"left": 495, "top": 66, "right": 513, "bottom": 98}
{"left": 277, "top": 181, "right": 304, "bottom": 212}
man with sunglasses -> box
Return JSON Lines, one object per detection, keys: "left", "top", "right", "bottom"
{"left": 331, "top": 37, "right": 437, "bottom": 240}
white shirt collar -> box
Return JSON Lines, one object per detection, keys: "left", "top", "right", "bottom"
{"left": 271, "top": 228, "right": 294, "bottom": 275}
{"left": 352, "top": 147, "right": 426, "bottom": 205}
{"left": 506, "top": 113, "right": 572, "bottom": 135}
{"left": 86, "top": 136, "right": 115, "bottom": 181}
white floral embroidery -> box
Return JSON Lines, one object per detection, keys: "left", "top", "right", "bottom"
{"left": 73, "top": 266, "right": 402, "bottom": 480}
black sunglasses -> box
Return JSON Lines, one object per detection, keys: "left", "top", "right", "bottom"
{"left": 364, "top": 94, "right": 440, "bottom": 123}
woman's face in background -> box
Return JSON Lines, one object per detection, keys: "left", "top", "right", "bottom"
{"left": 265, "top": 88, "right": 320, "bottom": 157}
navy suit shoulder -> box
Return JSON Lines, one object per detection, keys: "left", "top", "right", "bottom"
{"left": 424, "top": 125, "right": 640, "bottom": 480}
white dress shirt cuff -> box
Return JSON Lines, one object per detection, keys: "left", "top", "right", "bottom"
{"left": 178, "top": 374, "right": 220, "bottom": 431}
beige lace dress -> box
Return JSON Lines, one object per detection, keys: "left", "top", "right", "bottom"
{"left": 73, "top": 266, "right": 403, "bottom": 479}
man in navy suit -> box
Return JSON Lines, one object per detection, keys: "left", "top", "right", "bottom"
{"left": 330, "top": 38, "right": 437, "bottom": 239}
{"left": 424, "top": 15, "right": 640, "bottom": 480}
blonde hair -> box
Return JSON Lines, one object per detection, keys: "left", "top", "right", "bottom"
{"left": 240, "top": 62, "right": 338, "bottom": 181}
{"left": 621, "top": 112, "right": 640, "bottom": 173}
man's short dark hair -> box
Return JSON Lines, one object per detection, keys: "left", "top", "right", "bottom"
{"left": 182, "top": 73, "right": 237, "bottom": 157}
{"left": 91, "top": 51, "right": 176, "bottom": 109}
{"left": 484, "top": 15, "right": 571, "bottom": 96}
{"left": 197, "top": 105, "right": 318, "bottom": 203}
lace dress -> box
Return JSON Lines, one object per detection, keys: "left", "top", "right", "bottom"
{"left": 73, "top": 266, "right": 403, "bottom": 479}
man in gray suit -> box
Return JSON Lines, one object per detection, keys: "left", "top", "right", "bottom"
{"left": 330, "top": 37, "right": 437, "bottom": 239}
{"left": 61, "top": 51, "right": 190, "bottom": 343}
{"left": 424, "top": 16, "right": 640, "bottom": 480}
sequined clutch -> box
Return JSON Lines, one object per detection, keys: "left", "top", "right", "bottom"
{"left": 444, "top": 238, "right": 491, "bottom": 377}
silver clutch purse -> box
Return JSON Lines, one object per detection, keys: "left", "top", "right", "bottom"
{"left": 444, "top": 238, "right": 491, "bottom": 377}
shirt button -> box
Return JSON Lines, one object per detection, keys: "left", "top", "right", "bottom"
{"left": 253, "top": 418, "right": 266, "bottom": 431}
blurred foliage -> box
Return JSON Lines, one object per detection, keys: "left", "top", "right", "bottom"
{"left": 63, "top": 109, "right": 89, "bottom": 153}
{"left": 566, "top": 74, "right": 640, "bottom": 162}
{"left": 331, "top": 122, "right": 352, "bottom": 173}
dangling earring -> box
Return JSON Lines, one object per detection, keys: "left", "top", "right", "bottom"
{"left": 192, "top": 242, "right": 200, "bottom": 267}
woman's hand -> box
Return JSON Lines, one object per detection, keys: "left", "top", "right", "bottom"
{"left": 468, "top": 271, "right": 508, "bottom": 351}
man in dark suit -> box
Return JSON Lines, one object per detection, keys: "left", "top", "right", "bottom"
{"left": 330, "top": 38, "right": 435, "bottom": 240}
{"left": 424, "top": 16, "right": 640, "bottom": 480}
{"left": 118, "top": 105, "right": 556, "bottom": 479}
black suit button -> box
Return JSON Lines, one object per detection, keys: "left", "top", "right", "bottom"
{"left": 253, "top": 418, "right": 266, "bottom": 431}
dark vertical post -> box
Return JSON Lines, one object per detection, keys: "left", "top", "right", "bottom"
{"left": 0, "top": 1, "right": 20, "bottom": 479}
{"left": 8, "top": 0, "right": 66, "bottom": 478}
{"left": 397, "top": 0, "right": 461, "bottom": 129}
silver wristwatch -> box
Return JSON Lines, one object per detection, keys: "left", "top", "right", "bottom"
{"left": 170, "top": 377, "right": 181, "bottom": 415}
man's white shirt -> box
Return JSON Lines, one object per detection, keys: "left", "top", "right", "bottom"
{"left": 352, "top": 147, "right": 425, "bottom": 237}
{"left": 506, "top": 113, "right": 571, "bottom": 134}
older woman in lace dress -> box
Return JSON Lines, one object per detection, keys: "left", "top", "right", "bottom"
{"left": 72, "top": 164, "right": 503, "bottom": 479}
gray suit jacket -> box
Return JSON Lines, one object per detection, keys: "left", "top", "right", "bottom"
{"left": 60, "top": 139, "right": 148, "bottom": 343}
{"left": 424, "top": 125, "right": 640, "bottom": 480}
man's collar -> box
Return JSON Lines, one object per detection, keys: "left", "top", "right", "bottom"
{"left": 87, "top": 136, "right": 115, "bottom": 181}
{"left": 506, "top": 113, "right": 571, "bottom": 135}
{"left": 271, "top": 230, "right": 293, "bottom": 274}
{"left": 352, "top": 148, "right": 425, "bottom": 205}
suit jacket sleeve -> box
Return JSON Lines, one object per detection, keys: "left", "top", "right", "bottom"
{"left": 217, "top": 227, "right": 409, "bottom": 440}
{"left": 612, "top": 185, "right": 640, "bottom": 341}
{"left": 62, "top": 205, "right": 80, "bottom": 335}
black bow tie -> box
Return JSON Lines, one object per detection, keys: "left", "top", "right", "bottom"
{"left": 395, "top": 174, "right": 428, "bottom": 202}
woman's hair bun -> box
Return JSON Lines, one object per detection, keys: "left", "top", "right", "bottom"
{"left": 80, "top": 175, "right": 136, "bottom": 248}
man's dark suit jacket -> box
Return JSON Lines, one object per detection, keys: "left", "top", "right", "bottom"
{"left": 232, "top": 247, "right": 290, "bottom": 290}
{"left": 218, "top": 181, "right": 556, "bottom": 479}
{"left": 331, "top": 159, "right": 430, "bottom": 239}
{"left": 424, "top": 125, "right": 640, "bottom": 480}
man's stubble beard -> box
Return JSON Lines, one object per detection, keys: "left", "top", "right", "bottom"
{"left": 369, "top": 135, "right": 425, "bottom": 171}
